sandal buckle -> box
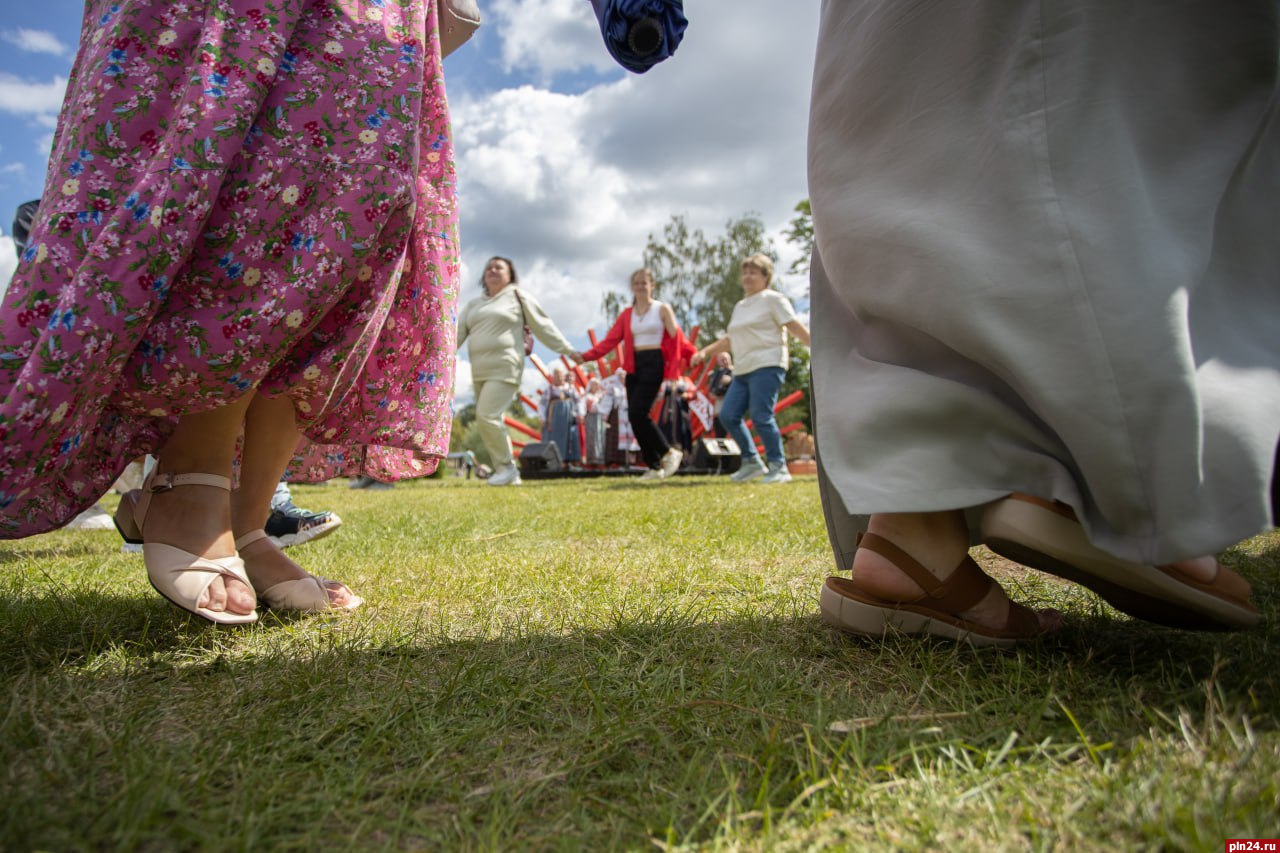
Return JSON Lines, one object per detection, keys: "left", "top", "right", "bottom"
{"left": 149, "top": 473, "right": 176, "bottom": 493}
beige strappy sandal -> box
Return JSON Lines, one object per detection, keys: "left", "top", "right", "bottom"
{"left": 115, "top": 471, "right": 258, "bottom": 626}
{"left": 235, "top": 529, "right": 363, "bottom": 612}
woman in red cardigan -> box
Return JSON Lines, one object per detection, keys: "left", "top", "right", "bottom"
{"left": 581, "top": 268, "right": 695, "bottom": 480}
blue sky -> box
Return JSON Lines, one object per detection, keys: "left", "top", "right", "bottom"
{"left": 0, "top": 0, "right": 821, "bottom": 400}
{"left": 0, "top": 1, "right": 84, "bottom": 222}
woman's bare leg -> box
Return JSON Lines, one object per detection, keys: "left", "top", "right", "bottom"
{"left": 852, "top": 510, "right": 1060, "bottom": 631}
{"left": 144, "top": 395, "right": 256, "bottom": 616}
{"left": 231, "top": 393, "right": 356, "bottom": 606}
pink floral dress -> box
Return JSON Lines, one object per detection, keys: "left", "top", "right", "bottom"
{"left": 0, "top": 0, "right": 460, "bottom": 538}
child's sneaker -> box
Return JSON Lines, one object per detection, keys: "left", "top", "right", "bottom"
{"left": 265, "top": 501, "right": 343, "bottom": 548}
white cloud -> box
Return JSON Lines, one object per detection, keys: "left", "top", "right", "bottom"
{"left": 0, "top": 0, "right": 819, "bottom": 392}
{"left": 449, "top": 0, "right": 819, "bottom": 346}
{"left": 0, "top": 73, "right": 68, "bottom": 117}
{"left": 0, "top": 162, "right": 24, "bottom": 176}
{"left": 489, "top": 0, "right": 611, "bottom": 80}
{"left": 2, "top": 29, "right": 69, "bottom": 57}
{"left": 453, "top": 358, "right": 474, "bottom": 407}
{"left": 0, "top": 234, "right": 16, "bottom": 303}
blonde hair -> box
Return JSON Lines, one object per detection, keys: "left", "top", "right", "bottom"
{"left": 742, "top": 254, "right": 774, "bottom": 285}
{"left": 630, "top": 267, "right": 656, "bottom": 304}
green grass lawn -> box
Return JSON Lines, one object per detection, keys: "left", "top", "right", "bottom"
{"left": 2, "top": 475, "right": 1277, "bottom": 851}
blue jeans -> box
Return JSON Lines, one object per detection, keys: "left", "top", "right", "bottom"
{"left": 720, "top": 366, "right": 786, "bottom": 465}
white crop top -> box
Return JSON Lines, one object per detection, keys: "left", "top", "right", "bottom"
{"left": 630, "top": 303, "right": 665, "bottom": 347}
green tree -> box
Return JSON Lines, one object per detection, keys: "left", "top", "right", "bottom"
{"left": 458, "top": 425, "right": 493, "bottom": 467}
{"left": 781, "top": 199, "right": 813, "bottom": 276}
{"left": 776, "top": 336, "right": 811, "bottom": 432}
{"left": 600, "top": 290, "right": 629, "bottom": 326}
{"left": 779, "top": 199, "right": 814, "bottom": 434}
{"left": 599, "top": 212, "right": 777, "bottom": 343}
{"left": 449, "top": 398, "right": 539, "bottom": 467}
{"left": 599, "top": 209, "right": 813, "bottom": 437}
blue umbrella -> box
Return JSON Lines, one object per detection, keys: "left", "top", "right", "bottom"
{"left": 588, "top": 0, "right": 687, "bottom": 74}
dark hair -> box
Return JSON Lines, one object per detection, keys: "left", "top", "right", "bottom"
{"left": 481, "top": 255, "right": 518, "bottom": 289}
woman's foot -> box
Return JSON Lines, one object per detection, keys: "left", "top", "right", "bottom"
{"left": 979, "top": 494, "right": 1258, "bottom": 630}
{"left": 140, "top": 479, "right": 256, "bottom": 617}
{"left": 236, "top": 532, "right": 360, "bottom": 609}
{"left": 848, "top": 511, "right": 1061, "bottom": 636}
{"left": 1165, "top": 555, "right": 1227, "bottom": 584}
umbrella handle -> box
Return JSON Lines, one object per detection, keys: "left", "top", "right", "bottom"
{"left": 626, "top": 16, "right": 664, "bottom": 56}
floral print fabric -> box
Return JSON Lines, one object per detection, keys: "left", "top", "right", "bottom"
{"left": 0, "top": 0, "right": 460, "bottom": 537}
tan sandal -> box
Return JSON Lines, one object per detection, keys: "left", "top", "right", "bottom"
{"left": 115, "top": 471, "right": 258, "bottom": 626}
{"left": 819, "top": 533, "right": 1056, "bottom": 647}
{"left": 235, "top": 530, "right": 363, "bottom": 612}
{"left": 980, "top": 493, "right": 1259, "bottom": 631}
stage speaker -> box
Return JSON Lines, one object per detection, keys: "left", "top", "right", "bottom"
{"left": 518, "top": 440, "right": 563, "bottom": 474}
{"left": 693, "top": 436, "right": 741, "bottom": 474}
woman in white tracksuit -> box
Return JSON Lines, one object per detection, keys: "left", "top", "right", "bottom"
{"left": 457, "top": 256, "right": 580, "bottom": 486}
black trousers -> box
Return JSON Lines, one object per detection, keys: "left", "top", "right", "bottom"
{"left": 626, "top": 349, "right": 671, "bottom": 469}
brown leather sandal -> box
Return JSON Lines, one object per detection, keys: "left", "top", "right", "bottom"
{"left": 980, "top": 493, "right": 1259, "bottom": 631}
{"left": 819, "top": 533, "right": 1057, "bottom": 647}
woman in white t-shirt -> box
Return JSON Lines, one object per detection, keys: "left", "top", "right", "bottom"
{"left": 692, "top": 254, "right": 810, "bottom": 484}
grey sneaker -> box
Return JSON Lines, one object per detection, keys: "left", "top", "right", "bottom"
{"left": 730, "top": 456, "right": 767, "bottom": 482}
{"left": 760, "top": 460, "right": 792, "bottom": 484}
{"left": 639, "top": 468, "right": 666, "bottom": 481}
{"left": 487, "top": 463, "right": 522, "bottom": 486}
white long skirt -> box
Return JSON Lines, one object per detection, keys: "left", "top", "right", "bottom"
{"left": 809, "top": 0, "right": 1280, "bottom": 565}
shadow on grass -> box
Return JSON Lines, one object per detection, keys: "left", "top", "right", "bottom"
{"left": 2, "top": 575, "right": 1276, "bottom": 716}
{"left": 2, "top": 582, "right": 1278, "bottom": 849}
{"left": 0, "top": 586, "right": 255, "bottom": 674}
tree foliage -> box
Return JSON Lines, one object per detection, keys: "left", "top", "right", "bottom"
{"left": 779, "top": 201, "right": 813, "bottom": 430}
{"left": 600, "top": 213, "right": 777, "bottom": 342}
{"left": 777, "top": 336, "right": 811, "bottom": 432}
{"left": 448, "top": 399, "right": 541, "bottom": 467}
{"left": 600, "top": 208, "right": 815, "bottom": 434}
{"left": 781, "top": 199, "right": 813, "bottom": 276}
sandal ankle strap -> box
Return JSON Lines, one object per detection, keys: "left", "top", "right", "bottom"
{"left": 235, "top": 529, "right": 270, "bottom": 552}
{"left": 148, "top": 472, "right": 232, "bottom": 493}
{"left": 132, "top": 470, "right": 233, "bottom": 534}
{"left": 858, "top": 532, "right": 990, "bottom": 613}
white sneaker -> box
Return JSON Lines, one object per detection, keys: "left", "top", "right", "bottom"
{"left": 660, "top": 448, "right": 683, "bottom": 478}
{"left": 639, "top": 468, "right": 666, "bottom": 481}
{"left": 487, "top": 463, "right": 522, "bottom": 486}
{"left": 65, "top": 502, "right": 116, "bottom": 530}
{"left": 760, "top": 460, "right": 792, "bottom": 484}
{"left": 730, "top": 456, "right": 767, "bottom": 483}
